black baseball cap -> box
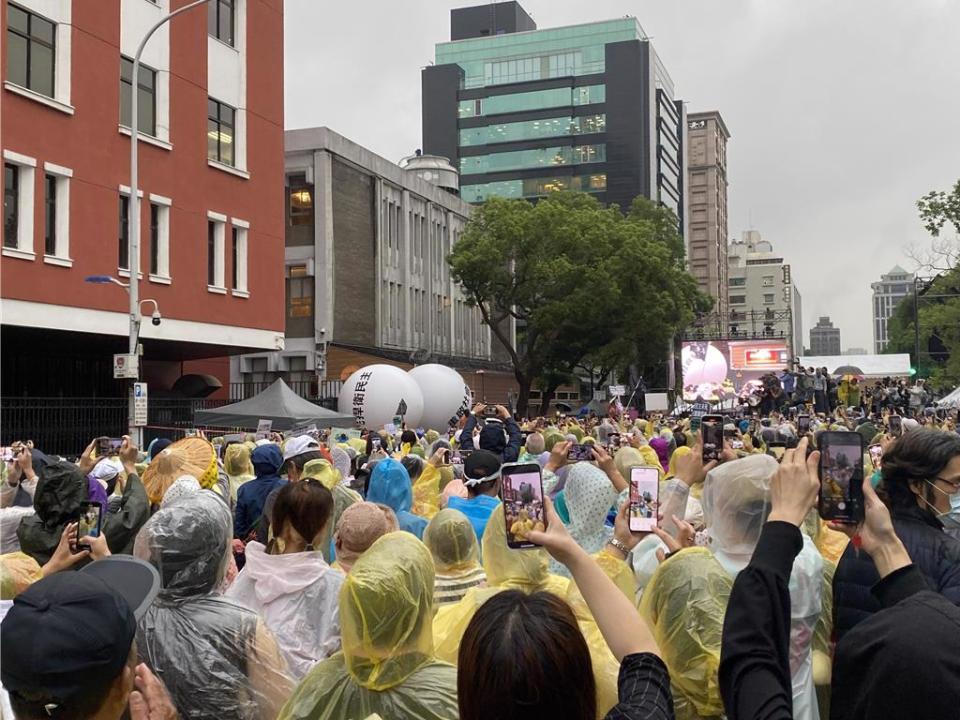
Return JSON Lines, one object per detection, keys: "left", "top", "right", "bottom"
{"left": 0, "top": 557, "right": 159, "bottom": 707}
{"left": 464, "top": 449, "right": 502, "bottom": 484}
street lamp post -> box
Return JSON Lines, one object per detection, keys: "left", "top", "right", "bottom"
{"left": 126, "top": 0, "right": 213, "bottom": 443}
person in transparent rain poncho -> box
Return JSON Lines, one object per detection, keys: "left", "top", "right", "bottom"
{"left": 134, "top": 490, "right": 294, "bottom": 720}
{"left": 278, "top": 531, "right": 459, "bottom": 720}
{"left": 639, "top": 454, "right": 826, "bottom": 720}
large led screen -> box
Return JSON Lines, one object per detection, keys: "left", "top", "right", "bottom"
{"left": 681, "top": 340, "right": 790, "bottom": 403}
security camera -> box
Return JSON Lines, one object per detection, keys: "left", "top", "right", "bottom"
{"left": 151, "top": 311, "right": 162, "bottom": 326}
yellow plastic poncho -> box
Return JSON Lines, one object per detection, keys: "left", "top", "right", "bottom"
{"left": 423, "top": 508, "right": 481, "bottom": 575}
{"left": 639, "top": 548, "right": 732, "bottom": 720}
{"left": 432, "top": 504, "right": 623, "bottom": 718}
{"left": 224, "top": 444, "right": 255, "bottom": 503}
{"left": 279, "top": 532, "right": 458, "bottom": 720}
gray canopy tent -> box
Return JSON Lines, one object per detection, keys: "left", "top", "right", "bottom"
{"left": 194, "top": 378, "right": 355, "bottom": 430}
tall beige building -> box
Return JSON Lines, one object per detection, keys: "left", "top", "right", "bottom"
{"left": 686, "top": 111, "right": 731, "bottom": 317}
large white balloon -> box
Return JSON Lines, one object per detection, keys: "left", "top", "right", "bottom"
{"left": 408, "top": 364, "right": 473, "bottom": 431}
{"left": 338, "top": 364, "right": 424, "bottom": 429}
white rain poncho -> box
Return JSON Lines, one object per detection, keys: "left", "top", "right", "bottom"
{"left": 134, "top": 491, "right": 294, "bottom": 720}
{"left": 226, "top": 540, "right": 344, "bottom": 679}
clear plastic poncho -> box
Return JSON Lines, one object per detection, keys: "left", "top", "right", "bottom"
{"left": 432, "top": 504, "right": 625, "bottom": 718}
{"left": 135, "top": 491, "right": 294, "bottom": 720}
{"left": 278, "top": 532, "right": 459, "bottom": 720}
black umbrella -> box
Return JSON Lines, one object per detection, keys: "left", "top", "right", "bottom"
{"left": 833, "top": 365, "right": 864, "bottom": 377}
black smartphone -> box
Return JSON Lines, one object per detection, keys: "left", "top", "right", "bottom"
{"left": 74, "top": 501, "right": 103, "bottom": 553}
{"left": 97, "top": 437, "right": 123, "bottom": 456}
{"left": 629, "top": 466, "right": 660, "bottom": 533}
{"left": 483, "top": 406, "right": 499, "bottom": 418}
{"left": 818, "top": 431, "right": 865, "bottom": 524}
{"left": 702, "top": 414, "right": 724, "bottom": 462}
{"left": 566, "top": 443, "right": 594, "bottom": 462}
{"left": 767, "top": 441, "right": 787, "bottom": 462}
{"left": 798, "top": 414, "right": 811, "bottom": 435}
{"left": 888, "top": 415, "right": 902, "bottom": 438}
{"left": 501, "top": 462, "right": 546, "bottom": 549}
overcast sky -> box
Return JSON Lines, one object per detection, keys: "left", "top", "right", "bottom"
{"left": 285, "top": 0, "right": 960, "bottom": 352}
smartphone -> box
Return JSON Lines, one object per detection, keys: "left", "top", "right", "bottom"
{"left": 1, "top": 447, "right": 12, "bottom": 463}
{"left": 818, "top": 431, "right": 865, "bottom": 524}
{"left": 690, "top": 416, "right": 702, "bottom": 433}
{"left": 629, "top": 467, "right": 660, "bottom": 533}
{"left": 370, "top": 437, "right": 381, "bottom": 451}
{"left": 567, "top": 444, "right": 594, "bottom": 462}
{"left": 608, "top": 433, "right": 621, "bottom": 449}
{"left": 730, "top": 439, "right": 744, "bottom": 450}
{"left": 483, "top": 406, "right": 499, "bottom": 418}
{"left": 868, "top": 443, "right": 883, "bottom": 471}
{"left": 702, "top": 415, "right": 724, "bottom": 463}
{"left": 501, "top": 463, "right": 546, "bottom": 549}
{"left": 74, "top": 501, "right": 103, "bottom": 553}
{"left": 798, "top": 414, "right": 811, "bottom": 435}
{"left": 767, "top": 441, "right": 787, "bottom": 462}
{"left": 97, "top": 437, "right": 123, "bottom": 456}
{"left": 888, "top": 415, "right": 902, "bottom": 438}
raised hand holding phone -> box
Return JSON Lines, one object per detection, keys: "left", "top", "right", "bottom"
{"left": 768, "top": 437, "right": 820, "bottom": 527}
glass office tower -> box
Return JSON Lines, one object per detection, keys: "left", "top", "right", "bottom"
{"left": 422, "top": 2, "right": 686, "bottom": 236}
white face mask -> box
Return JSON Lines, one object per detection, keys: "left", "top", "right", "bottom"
{"left": 922, "top": 480, "right": 960, "bottom": 528}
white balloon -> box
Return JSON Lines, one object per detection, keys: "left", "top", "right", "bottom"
{"left": 408, "top": 364, "right": 473, "bottom": 431}
{"left": 338, "top": 365, "right": 424, "bottom": 429}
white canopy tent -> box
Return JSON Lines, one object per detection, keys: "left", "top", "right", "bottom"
{"left": 797, "top": 354, "right": 912, "bottom": 378}
{"left": 936, "top": 386, "right": 960, "bottom": 409}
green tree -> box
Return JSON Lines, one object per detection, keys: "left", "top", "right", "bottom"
{"left": 885, "top": 180, "right": 960, "bottom": 392}
{"left": 448, "top": 192, "right": 707, "bottom": 416}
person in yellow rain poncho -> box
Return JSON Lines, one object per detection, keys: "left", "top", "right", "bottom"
{"left": 433, "top": 504, "right": 628, "bottom": 717}
{"left": 639, "top": 454, "right": 826, "bottom": 720}
{"left": 423, "top": 509, "right": 487, "bottom": 606}
{"left": 224, "top": 443, "right": 255, "bottom": 505}
{"left": 400, "top": 454, "right": 441, "bottom": 521}
{"left": 278, "top": 532, "right": 458, "bottom": 720}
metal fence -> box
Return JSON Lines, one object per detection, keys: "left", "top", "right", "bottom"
{"left": 1, "top": 397, "right": 232, "bottom": 457}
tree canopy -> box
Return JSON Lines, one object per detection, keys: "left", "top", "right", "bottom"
{"left": 448, "top": 192, "right": 709, "bottom": 415}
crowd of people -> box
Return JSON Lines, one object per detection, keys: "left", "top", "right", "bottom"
{"left": 1, "top": 391, "right": 959, "bottom": 720}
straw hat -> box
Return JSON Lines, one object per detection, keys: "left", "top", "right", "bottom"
{"left": 142, "top": 437, "right": 218, "bottom": 504}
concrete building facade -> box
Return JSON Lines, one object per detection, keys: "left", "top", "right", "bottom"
{"left": 233, "top": 127, "right": 517, "bottom": 402}
{"left": 871, "top": 265, "right": 915, "bottom": 353}
{"left": 809, "top": 316, "right": 841, "bottom": 356}
{"left": 422, "top": 1, "right": 687, "bottom": 234}
{"left": 2, "top": 0, "right": 285, "bottom": 399}
{"left": 727, "top": 230, "right": 803, "bottom": 358}
{"left": 686, "top": 110, "right": 730, "bottom": 316}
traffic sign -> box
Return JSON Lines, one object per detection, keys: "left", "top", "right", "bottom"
{"left": 114, "top": 354, "right": 139, "bottom": 379}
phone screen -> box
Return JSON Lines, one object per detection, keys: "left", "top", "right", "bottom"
{"left": 889, "top": 415, "right": 902, "bottom": 437}
{"left": 76, "top": 501, "right": 103, "bottom": 552}
{"left": 629, "top": 467, "right": 659, "bottom": 533}
{"left": 798, "top": 415, "right": 811, "bottom": 435}
{"left": 702, "top": 415, "right": 723, "bottom": 462}
{"left": 566, "top": 444, "right": 593, "bottom": 462}
{"left": 371, "top": 437, "right": 381, "bottom": 451}
{"left": 501, "top": 464, "right": 545, "bottom": 549}
{"left": 730, "top": 439, "right": 744, "bottom": 450}
{"left": 868, "top": 443, "right": 883, "bottom": 471}
{"left": 818, "top": 432, "right": 864, "bottom": 523}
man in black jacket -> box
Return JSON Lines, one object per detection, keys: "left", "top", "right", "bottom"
{"left": 458, "top": 403, "right": 522, "bottom": 463}
{"left": 832, "top": 428, "right": 960, "bottom": 641}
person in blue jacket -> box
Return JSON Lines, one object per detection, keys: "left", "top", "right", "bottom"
{"left": 365, "top": 457, "right": 428, "bottom": 539}
{"left": 234, "top": 444, "right": 286, "bottom": 540}
{"left": 458, "top": 404, "right": 522, "bottom": 463}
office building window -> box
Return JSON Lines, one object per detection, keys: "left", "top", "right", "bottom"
{"left": 459, "top": 114, "right": 606, "bottom": 147}
{"left": 729, "top": 295, "right": 746, "bottom": 305}
{"left": 729, "top": 277, "right": 746, "bottom": 287}
{"left": 118, "top": 195, "right": 129, "bottom": 270}
{"left": 288, "top": 265, "right": 312, "bottom": 317}
{"left": 762, "top": 275, "right": 774, "bottom": 287}
{"left": 120, "top": 56, "right": 157, "bottom": 136}
{"left": 231, "top": 223, "right": 248, "bottom": 293}
{"left": 6, "top": 3, "right": 55, "bottom": 98}
{"left": 763, "top": 293, "right": 775, "bottom": 305}
{"left": 207, "top": 98, "right": 235, "bottom": 166}
{"left": 206, "top": 217, "right": 226, "bottom": 289}
{"left": 149, "top": 203, "right": 159, "bottom": 275}
{"left": 289, "top": 186, "right": 313, "bottom": 226}
{"left": 461, "top": 173, "right": 606, "bottom": 203}
{"left": 44, "top": 173, "right": 56, "bottom": 256}
{"left": 460, "top": 144, "right": 605, "bottom": 175}
{"left": 4, "top": 164, "right": 19, "bottom": 249}
{"left": 207, "top": 0, "right": 235, "bottom": 46}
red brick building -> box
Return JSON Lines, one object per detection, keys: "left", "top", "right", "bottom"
{"left": 1, "top": 0, "right": 285, "bottom": 401}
